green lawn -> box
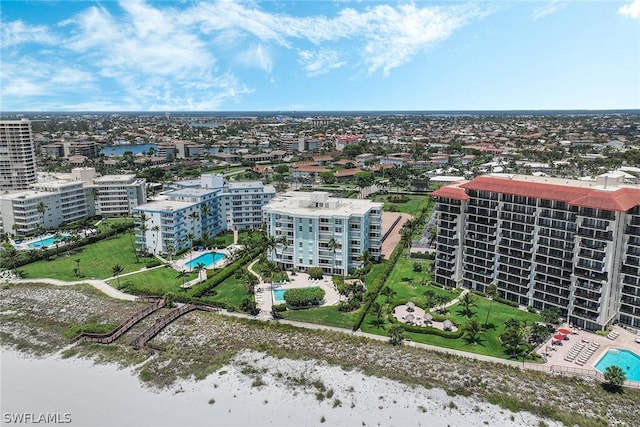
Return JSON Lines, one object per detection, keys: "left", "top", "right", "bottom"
{"left": 196, "top": 275, "right": 250, "bottom": 310}
{"left": 361, "top": 293, "right": 543, "bottom": 360}
{"left": 96, "top": 217, "right": 134, "bottom": 233}
{"left": 108, "top": 266, "right": 196, "bottom": 295}
{"left": 280, "top": 306, "right": 356, "bottom": 329}
{"left": 371, "top": 195, "right": 430, "bottom": 216}
{"left": 18, "top": 233, "right": 141, "bottom": 281}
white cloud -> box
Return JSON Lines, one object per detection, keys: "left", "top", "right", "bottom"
{"left": 619, "top": 0, "right": 640, "bottom": 18}
{"left": 1, "top": 20, "right": 57, "bottom": 47}
{"left": 236, "top": 45, "right": 273, "bottom": 73}
{"left": 298, "top": 49, "right": 346, "bottom": 76}
{"left": 532, "top": 1, "right": 565, "bottom": 21}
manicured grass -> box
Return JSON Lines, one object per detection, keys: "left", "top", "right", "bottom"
{"left": 18, "top": 233, "right": 141, "bottom": 281}
{"left": 381, "top": 256, "right": 457, "bottom": 305}
{"left": 97, "top": 218, "right": 134, "bottom": 233}
{"left": 361, "top": 293, "right": 543, "bottom": 360}
{"left": 109, "top": 266, "right": 195, "bottom": 295}
{"left": 371, "top": 195, "right": 430, "bottom": 216}
{"left": 197, "top": 275, "right": 251, "bottom": 310}
{"left": 280, "top": 306, "right": 356, "bottom": 329}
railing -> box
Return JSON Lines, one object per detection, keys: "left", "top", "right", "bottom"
{"left": 132, "top": 303, "right": 218, "bottom": 349}
{"left": 71, "top": 296, "right": 165, "bottom": 344}
{"left": 381, "top": 215, "right": 403, "bottom": 243}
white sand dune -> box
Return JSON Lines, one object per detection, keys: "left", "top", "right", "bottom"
{"left": 1, "top": 349, "right": 559, "bottom": 427}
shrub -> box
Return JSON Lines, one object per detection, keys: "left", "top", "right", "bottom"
{"left": 284, "top": 287, "right": 325, "bottom": 307}
{"left": 307, "top": 267, "right": 323, "bottom": 280}
{"left": 145, "top": 259, "right": 162, "bottom": 268}
{"left": 412, "top": 262, "right": 423, "bottom": 272}
{"left": 272, "top": 303, "right": 287, "bottom": 312}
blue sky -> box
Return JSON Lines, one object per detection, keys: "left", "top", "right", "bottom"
{"left": 1, "top": 0, "right": 639, "bottom": 111}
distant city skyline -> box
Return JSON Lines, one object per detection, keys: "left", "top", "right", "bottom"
{"left": 1, "top": 0, "right": 639, "bottom": 112}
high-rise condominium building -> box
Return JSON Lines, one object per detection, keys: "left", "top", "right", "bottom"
{"left": 133, "top": 174, "right": 275, "bottom": 255}
{"left": 432, "top": 172, "right": 640, "bottom": 331}
{"left": 263, "top": 192, "right": 383, "bottom": 275}
{"left": 0, "top": 119, "right": 37, "bottom": 191}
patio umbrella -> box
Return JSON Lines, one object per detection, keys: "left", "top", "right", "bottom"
{"left": 424, "top": 313, "right": 433, "bottom": 322}
{"left": 553, "top": 334, "right": 565, "bottom": 341}
{"left": 405, "top": 314, "right": 415, "bottom": 323}
{"left": 558, "top": 328, "right": 571, "bottom": 335}
{"left": 443, "top": 320, "right": 453, "bottom": 331}
{"left": 406, "top": 301, "right": 415, "bottom": 312}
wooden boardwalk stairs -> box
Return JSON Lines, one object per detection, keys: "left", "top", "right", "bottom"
{"left": 132, "top": 303, "right": 218, "bottom": 350}
{"left": 71, "top": 296, "right": 165, "bottom": 344}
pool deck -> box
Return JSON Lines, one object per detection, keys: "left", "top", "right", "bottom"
{"left": 253, "top": 270, "right": 342, "bottom": 319}
{"left": 538, "top": 324, "right": 640, "bottom": 372}
{"left": 173, "top": 247, "right": 233, "bottom": 272}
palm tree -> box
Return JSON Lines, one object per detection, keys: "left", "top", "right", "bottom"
{"left": 460, "top": 292, "right": 475, "bottom": 318}
{"left": 463, "top": 318, "right": 482, "bottom": 344}
{"left": 74, "top": 258, "right": 81, "bottom": 277}
{"left": 185, "top": 232, "right": 195, "bottom": 264}
{"left": 111, "top": 264, "right": 124, "bottom": 288}
{"left": 387, "top": 325, "right": 405, "bottom": 346}
{"left": 165, "top": 242, "right": 175, "bottom": 262}
{"left": 603, "top": 365, "right": 626, "bottom": 392}
{"left": 151, "top": 225, "right": 160, "bottom": 254}
{"left": 274, "top": 235, "right": 288, "bottom": 270}
{"left": 137, "top": 212, "right": 148, "bottom": 253}
{"left": 400, "top": 227, "right": 413, "bottom": 258}
{"left": 484, "top": 283, "right": 499, "bottom": 327}
{"left": 327, "top": 237, "right": 341, "bottom": 275}
{"left": 176, "top": 270, "right": 189, "bottom": 287}
{"left": 360, "top": 249, "right": 372, "bottom": 267}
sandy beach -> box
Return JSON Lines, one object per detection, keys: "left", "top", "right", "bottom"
{"left": 1, "top": 348, "right": 560, "bottom": 427}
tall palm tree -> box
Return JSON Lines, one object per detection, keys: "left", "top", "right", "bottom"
{"left": 484, "top": 283, "right": 499, "bottom": 327}
{"left": 176, "top": 270, "right": 189, "bottom": 287}
{"left": 185, "top": 232, "right": 195, "bottom": 264}
{"left": 74, "top": 258, "right": 81, "bottom": 277}
{"left": 327, "top": 237, "right": 341, "bottom": 275}
{"left": 165, "top": 242, "right": 175, "bottom": 262}
{"left": 151, "top": 225, "right": 160, "bottom": 254}
{"left": 360, "top": 249, "right": 372, "bottom": 267}
{"left": 400, "top": 227, "right": 413, "bottom": 258}
{"left": 137, "top": 212, "right": 149, "bottom": 254}
{"left": 111, "top": 264, "right": 124, "bottom": 288}
{"left": 275, "top": 235, "right": 288, "bottom": 270}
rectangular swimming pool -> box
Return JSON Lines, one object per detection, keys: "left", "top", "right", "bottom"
{"left": 185, "top": 252, "right": 225, "bottom": 269}
{"left": 28, "top": 236, "right": 64, "bottom": 249}
{"left": 595, "top": 349, "right": 640, "bottom": 382}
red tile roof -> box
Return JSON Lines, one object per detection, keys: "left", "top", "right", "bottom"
{"left": 431, "top": 185, "right": 470, "bottom": 201}
{"left": 438, "top": 176, "right": 640, "bottom": 212}
{"left": 460, "top": 176, "right": 592, "bottom": 202}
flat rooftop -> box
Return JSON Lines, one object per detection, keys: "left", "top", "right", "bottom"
{"left": 264, "top": 191, "right": 382, "bottom": 216}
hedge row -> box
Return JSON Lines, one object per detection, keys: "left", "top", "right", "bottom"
{"left": 352, "top": 199, "right": 435, "bottom": 331}
{"left": 189, "top": 249, "right": 261, "bottom": 298}
{"left": 284, "top": 287, "right": 325, "bottom": 307}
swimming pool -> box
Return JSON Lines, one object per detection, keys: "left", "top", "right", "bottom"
{"left": 595, "top": 349, "right": 640, "bottom": 382}
{"left": 28, "top": 236, "right": 66, "bottom": 249}
{"left": 185, "top": 252, "right": 225, "bottom": 269}
{"left": 272, "top": 287, "right": 320, "bottom": 303}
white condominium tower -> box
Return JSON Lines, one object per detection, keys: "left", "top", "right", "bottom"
{"left": 432, "top": 172, "right": 640, "bottom": 331}
{"left": 0, "top": 119, "right": 37, "bottom": 191}
{"left": 263, "top": 192, "right": 383, "bottom": 276}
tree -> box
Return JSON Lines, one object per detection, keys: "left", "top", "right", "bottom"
{"left": 463, "top": 318, "right": 482, "bottom": 344}
{"left": 327, "top": 237, "right": 342, "bottom": 275}
{"left": 483, "top": 283, "right": 499, "bottom": 327}
{"left": 185, "top": 232, "right": 195, "bottom": 264}
{"left": 387, "top": 325, "right": 405, "bottom": 346}
{"left": 241, "top": 297, "right": 260, "bottom": 315}
{"left": 151, "top": 225, "right": 160, "bottom": 254}
{"left": 460, "top": 292, "right": 475, "bottom": 318}
{"left": 74, "top": 258, "right": 81, "bottom": 277}
{"left": 319, "top": 171, "right": 336, "bottom": 185}
{"left": 603, "top": 365, "right": 626, "bottom": 392}
{"left": 354, "top": 171, "right": 374, "bottom": 198}
{"left": 500, "top": 322, "right": 524, "bottom": 358}
{"left": 400, "top": 227, "right": 413, "bottom": 258}
{"left": 540, "top": 306, "right": 562, "bottom": 325}
{"left": 176, "top": 270, "right": 189, "bottom": 287}
{"left": 111, "top": 264, "right": 124, "bottom": 288}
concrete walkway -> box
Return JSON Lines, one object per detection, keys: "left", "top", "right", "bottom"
{"left": 8, "top": 277, "right": 138, "bottom": 301}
